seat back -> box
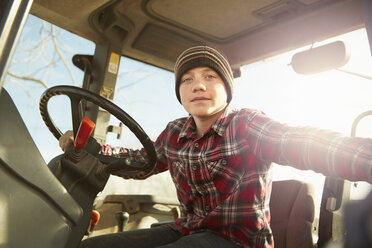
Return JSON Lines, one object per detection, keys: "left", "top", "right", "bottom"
{"left": 270, "top": 180, "right": 315, "bottom": 248}
{"left": 0, "top": 88, "right": 82, "bottom": 248}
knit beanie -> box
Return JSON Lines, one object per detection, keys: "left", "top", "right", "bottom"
{"left": 174, "top": 45, "right": 234, "bottom": 104}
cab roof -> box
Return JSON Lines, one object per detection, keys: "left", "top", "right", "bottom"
{"left": 30, "top": 0, "right": 364, "bottom": 74}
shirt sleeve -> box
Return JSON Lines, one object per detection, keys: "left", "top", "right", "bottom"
{"left": 245, "top": 110, "right": 372, "bottom": 183}
{"left": 99, "top": 127, "right": 170, "bottom": 179}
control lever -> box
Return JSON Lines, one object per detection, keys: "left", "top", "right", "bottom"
{"left": 114, "top": 211, "right": 129, "bottom": 232}
{"left": 74, "top": 116, "right": 95, "bottom": 151}
{"left": 89, "top": 210, "right": 100, "bottom": 232}
{"left": 86, "top": 210, "right": 100, "bottom": 237}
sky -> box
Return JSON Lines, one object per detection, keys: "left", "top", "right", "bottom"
{"left": 4, "top": 14, "right": 372, "bottom": 204}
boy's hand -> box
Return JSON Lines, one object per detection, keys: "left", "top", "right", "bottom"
{"left": 59, "top": 130, "right": 74, "bottom": 152}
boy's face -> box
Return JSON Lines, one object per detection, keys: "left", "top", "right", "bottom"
{"left": 179, "top": 66, "right": 228, "bottom": 120}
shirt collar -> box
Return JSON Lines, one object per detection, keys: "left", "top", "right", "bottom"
{"left": 178, "top": 115, "right": 196, "bottom": 142}
{"left": 177, "top": 106, "right": 233, "bottom": 143}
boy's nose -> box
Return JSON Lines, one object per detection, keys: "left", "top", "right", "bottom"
{"left": 192, "top": 79, "right": 207, "bottom": 92}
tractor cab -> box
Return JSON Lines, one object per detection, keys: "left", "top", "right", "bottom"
{"left": 0, "top": 0, "right": 372, "bottom": 247}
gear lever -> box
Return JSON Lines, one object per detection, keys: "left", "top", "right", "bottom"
{"left": 114, "top": 211, "right": 129, "bottom": 232}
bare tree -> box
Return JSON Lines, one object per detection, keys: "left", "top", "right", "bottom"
{"left": 5, "top": 16, "right": 81, "bottom": 96}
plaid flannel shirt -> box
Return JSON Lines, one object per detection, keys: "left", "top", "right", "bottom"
{"left": 101, "top": 107, "right": 372, "bottom": 248}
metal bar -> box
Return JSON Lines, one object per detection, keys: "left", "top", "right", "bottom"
{"left": 362, "top": 0, "right": 372, "bottom": 56}
{"left": 0, "top": 0, "right": 34, "bottom": 90}
{"left": 84, "top": 43, "right": 121, "bottom": 144}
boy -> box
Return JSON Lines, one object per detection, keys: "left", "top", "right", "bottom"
{"left": 60, "top": 46, "right": 372, "bottom": 248}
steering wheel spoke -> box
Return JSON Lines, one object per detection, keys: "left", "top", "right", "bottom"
{"left": 69, "top": 97, "right": 84, "bottom": 138}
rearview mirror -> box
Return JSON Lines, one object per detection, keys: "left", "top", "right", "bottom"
{"left": 291, "top": 41, "right": 350, "bottom": 75}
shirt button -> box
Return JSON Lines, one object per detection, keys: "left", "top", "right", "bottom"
{"left": 194, "top": 143, "right": 199, "bottom": 148}
{"left": 221, "top": 159, "right": 227, "bottom": 165}
{"left": 192, "top": 165, "right": 198, "bottom": 170}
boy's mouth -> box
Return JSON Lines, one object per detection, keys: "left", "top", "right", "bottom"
{"left": 191, "top": 97, "right": 209, "bottom": 102}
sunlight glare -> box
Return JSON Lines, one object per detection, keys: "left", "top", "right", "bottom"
{"left": 233, "top": 28, "right": 372, "bottom": 202}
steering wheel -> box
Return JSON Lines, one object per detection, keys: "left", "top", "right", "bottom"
{"left": 39, "top": 85, "right": 156, "bottom": 177}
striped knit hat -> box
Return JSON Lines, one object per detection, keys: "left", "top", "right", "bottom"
{"left": 174, "top": 45, "right": 234, "bottom": 104}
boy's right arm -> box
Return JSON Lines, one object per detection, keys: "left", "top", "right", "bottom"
{"left": 58, "top": 130, "right": 141, "bottom": 179}
{"left": 58, "top": 130, "right": 167, "bottom": 179}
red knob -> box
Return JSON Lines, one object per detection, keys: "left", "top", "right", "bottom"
{"left": 74, "top": 116, "right": 95, "bottom": 151}
{"left": 90, "top": 210, "right": 100, "bottom": 227}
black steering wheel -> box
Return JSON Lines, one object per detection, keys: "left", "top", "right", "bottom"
{"left": 39, "top": 85, "right": 156, "bottom": 177}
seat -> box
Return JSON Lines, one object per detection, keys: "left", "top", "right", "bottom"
{"left": 269, "top": 180, "right": 315, "bottom": 248}
{"left": 0, "top": 88, "right": 82, "bottom": 247}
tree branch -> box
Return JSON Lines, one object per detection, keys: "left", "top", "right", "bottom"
{"left": 7, "top": 71, "right": 49, "bottom": 89}
{"left": 50, "top": 25, "right": 78, "bottom": 86}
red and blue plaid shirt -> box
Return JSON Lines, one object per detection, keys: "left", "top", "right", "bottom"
{"left": 102, "top": 107, "right": 372, "bottom": 248}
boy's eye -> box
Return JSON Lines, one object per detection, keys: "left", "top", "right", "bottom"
{"left": 181, "top": 77, "right": 192, "bottom": 83}
{"left": 206, "top": 74, "right": 216, "bottom": 79}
